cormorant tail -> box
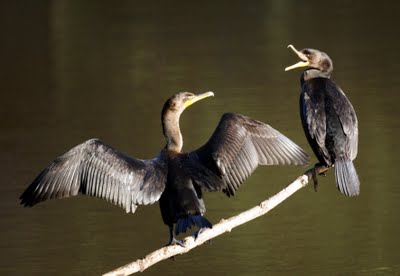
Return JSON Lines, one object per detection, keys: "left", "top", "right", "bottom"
{"left": 175, "top": 215, "right": 212, "bottom": 236}
{"left": 335, "top": 159, "right": 360, "bottom": 196}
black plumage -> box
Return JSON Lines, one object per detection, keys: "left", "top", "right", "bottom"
{"left": 285, "top": 45, "right": 360, "bottom": 196}
{"left": 20, "top": 91, "right": 310, "bottom": 245}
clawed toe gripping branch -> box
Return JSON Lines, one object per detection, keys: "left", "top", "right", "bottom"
{"left": 304, "top": 163, "right": 329, "bottom": 192}
{"left": 103, "top": 165, "right": 329, "bottom": 276}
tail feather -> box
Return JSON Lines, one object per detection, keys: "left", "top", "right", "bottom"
{"left": 175, "top": 215, "right": 212, "bottom": 236}
{"left": 335, "top": 160, "right": 360, "bottom": 196}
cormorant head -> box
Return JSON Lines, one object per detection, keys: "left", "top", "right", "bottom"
{"left": 162, "top": 91, "right": 214, "bottom": 117}
{"left": 285, "top": 45, "right": 333, "bottom": 78}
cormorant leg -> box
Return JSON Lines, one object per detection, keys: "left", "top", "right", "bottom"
{"left": 311, "top": 163, "right": 329, "bottom": 192}
{"left": 166, "top": 225, "right": 185, "bottom": 247}
{"left": 318, "top": 164, "right": 327, "bottom": 177}
{"left": 316, "top": 163, "right": 329, "bottom": 176}
{"left": 312, "top": 165, "right": 319, "bottom": 192}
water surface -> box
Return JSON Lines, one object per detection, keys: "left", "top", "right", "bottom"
{"left": 1, "top": 1, "right": 400, "bottom": 275}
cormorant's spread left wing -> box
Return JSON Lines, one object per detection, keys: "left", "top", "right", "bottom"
{"left": 20, "top": 139, "right": 166, "bottom": 213}
{"left": 183, "top": 113, "right": 310, "bottom": 196}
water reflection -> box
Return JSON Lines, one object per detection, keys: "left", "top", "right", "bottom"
{"left": 1, "top": 1, "right": 400, "bottom": 275}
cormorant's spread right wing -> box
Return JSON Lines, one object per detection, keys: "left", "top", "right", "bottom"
{"left": 20, "top": 139, "right": 166, "bottom": 213}
{"left": 184, "top": 113, "right": 310, "bottom": 196}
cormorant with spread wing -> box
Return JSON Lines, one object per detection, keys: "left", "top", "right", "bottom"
{"left": 285, "top": 45, "right": 360, "bottom": 196}
{"left": 20, "top": 91, "right": 309, "bottom": 245}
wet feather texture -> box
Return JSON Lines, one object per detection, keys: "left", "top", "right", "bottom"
{"left": 20, "top": 139, "right": 166, "bottom": 213}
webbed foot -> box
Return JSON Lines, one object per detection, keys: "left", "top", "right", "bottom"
{"left": 192, "top": 227, "right": 206, "bottom": 240}
{"left": 166, "top": 237, "right": 185, "bottom": 247}
{"left": 192, "top": 227, "right": 213, "bottom": 245}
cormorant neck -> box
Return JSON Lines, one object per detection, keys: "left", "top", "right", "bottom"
{"left": 302, "top": 68, "right": 331, "bottom": 81}
{"left": 162, "top": 110, "right": 183, "bottom": 152}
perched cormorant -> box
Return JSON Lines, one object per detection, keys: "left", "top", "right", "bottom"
{"left": 285, "top": 45, "right": 360, "bottom": 196}
{"left": 20, "top": 92, "right": 310, "bottom": 245}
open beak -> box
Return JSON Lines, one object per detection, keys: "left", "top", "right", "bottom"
{"left": 184, "top": 91, "right": 214, "bottom": 108}
{"left": 285, "top": 44, "right": 310, "bottom": 71}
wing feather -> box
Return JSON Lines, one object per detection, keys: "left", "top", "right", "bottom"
{"left": 184, "top": 113, "right": 310, "bottom": 196}
{"left": 20, "top": 139, "right": 166, "bottom": 213}
{"left": 300, "top": 89, "right": 330, "bottom": 162}
{"left": 328, "top": 82, "right": 359, "bottom": 160}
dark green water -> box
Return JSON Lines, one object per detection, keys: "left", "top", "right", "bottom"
{"left": 1, "top": 1, "right": 400, "bottom": 275}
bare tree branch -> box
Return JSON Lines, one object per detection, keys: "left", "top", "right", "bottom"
{"left": 103, "top": 166, "right": 328, "bottom": 276}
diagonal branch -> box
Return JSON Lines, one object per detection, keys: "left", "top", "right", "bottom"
{"left": 103, "top": 166, "right": 328, "bottom": 276}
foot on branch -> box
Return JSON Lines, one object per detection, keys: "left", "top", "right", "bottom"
{"left": 305, "top": 163, "right": 329, "bottom": 192}
{"left": 166, "top": 237, "right": 185, "bottom": 247}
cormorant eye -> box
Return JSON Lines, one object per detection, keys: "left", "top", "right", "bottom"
{"left": 302, "top": 50, "right": 311, "bottom": 59}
